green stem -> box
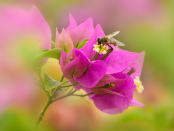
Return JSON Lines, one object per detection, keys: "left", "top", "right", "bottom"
{"left": 51, "top": 80, "right": 69, "bottom": 98}
{"left": 72, "top": 92, "right": 94, "bottom": 97}
{"left": 36, "top": 74, "right": 88, "bottom": 127}
{"left": 53, "top": 88, "right": 77, "bottom": 102}
{"left": 36, "top": 75, "right": 76, "bottom": 127}
{"left": 36, "top": 87, "right": 77, "bottom": 127}
{"left": 52, "top": 93, "right": 71, "bottom": 102}
{"left": 36, "top": 99, "right": 52, "bottom": 126}
{"left": 36, "top": 87, "right": 93, "bottom": 127}
{"left": 61, "top": 82, "right": 78, "bottom": 88}
{"left": 60, "top": 75, "right": 64, "bottom": 82}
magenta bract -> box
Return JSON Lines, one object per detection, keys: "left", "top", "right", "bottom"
{"left": 56, "top": 14, "right": 94, "bottom": 53}
{"left": 59, "top": 15, "right": 145, "bottom": 114}
{"left": 60, "top": 48, "right": 107, "bottom": 88}
{"left": 86, "top": 73, "right": 145, "bottom": 114}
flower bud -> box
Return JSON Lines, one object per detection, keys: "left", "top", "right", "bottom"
{"left": 127, "top": 68, "right": 136, "bottom": 76}
{"left": 55, "top": 28, "right": 73, "bottom": 54}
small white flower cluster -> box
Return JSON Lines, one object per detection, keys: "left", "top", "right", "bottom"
{"left": 93, "top": 44, "right": 108, "bottom": 54}
{"left": 134, "top": 76, "right": 144, "bottom": 93}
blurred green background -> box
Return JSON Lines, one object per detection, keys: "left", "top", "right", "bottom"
{"left": 0, "top": 0, "right": 174, "bottom": 131}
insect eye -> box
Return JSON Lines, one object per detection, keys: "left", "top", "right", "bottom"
{"left": 97, "top": 38, "right": 101, "bottom": 44}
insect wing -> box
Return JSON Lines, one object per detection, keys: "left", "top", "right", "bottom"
{"left": 116, "top": 39, "right": 125, "bottom": 46}
{"left": 107, "top": 31, "right": 120, "bottom": 38}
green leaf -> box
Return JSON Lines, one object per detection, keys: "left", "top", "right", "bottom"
{"left": 77, "top": 39, "right": 89, "bottom": 49}
{"left": 36, "top": 49, "right": 49, "bottom": 55}
{"left": 35, "top": 48, "right": 62, "bottom": 60}
{"left": 44, "top": 74, "right": 65, "bottom": 91}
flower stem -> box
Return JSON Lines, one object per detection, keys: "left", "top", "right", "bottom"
{"left": 72, "top": 92, "right": 94, "bottom": 97}
{"left": 60, "top": 75, "right": 64, "bottom": 82}
{"left": 36, "top": 98, "right": 52, "bottom": 126}
{"left": 52, "top": 91, "right": 74, "bottom": 102}
{"left": 61, "top": 82, "right": 78, "bottom": 88}
{"left": 36, "top": 87, "right": 93, "bottom": 127}
{"left": 36, "top": 75, "right": 78, "bottom": 127}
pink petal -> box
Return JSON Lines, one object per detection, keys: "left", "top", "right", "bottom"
{"left": 76, "top": 60, "right": 107, "bottom": 88}
{"left": 29, "top": 6, "right": 51, "bottom": 50}
{"left": 130, "top": 98, "right": 145, "bottom": 108}
{"left": 80, "top": 24, "right": 105, "bottom": 59}
{"left": 122, "top": 51, "right": 145, "bottom": 79}
{"left": 66, "top": 14, "right": 77, "bottom": 32}
{"left": 90, "top": 73, "right": 136, "bottom": 114}
{"left": 99, "top": 89, "right": 125, "bottom": 97}
{"left": 104, "top": 47, "right": 140, "bottom": 74}
{"left": 73, "top": 49, "right": 90, "bottom": 78}
{"left": 55, "top": 27, "right": 59, "bottom": 41}
{"left": 60, "top": 50, "right": 67, "bottom": 70}
{"left": 55, "top": 28, "right": 73, "bottom": 53}
{"left": 92, "top": 94, "right": 131, "bottom": 115}
{"left": 68, "top": 17, "right": 94, "bottom": 47}
{"left": 61, "top": 48, "right": 89, "bottom": 80}
{"left": 95, "top": 74, "right": 116, "bottom": 88}
{"left": 0, "top": 6, "right": 51, "bottom": 52}
{"left": 112, "top": 72, "right": 136, "bottom": 92}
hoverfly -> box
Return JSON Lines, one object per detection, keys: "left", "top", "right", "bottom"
{"left": 96, "top": 31, "right": 125, "bottom": 50}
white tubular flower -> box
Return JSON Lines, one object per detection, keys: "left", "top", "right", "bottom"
{"left": 134, "top": 76, "right": 144, "bottom": 93}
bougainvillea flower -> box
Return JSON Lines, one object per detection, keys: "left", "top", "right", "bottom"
{"left": 55, "top": 14, "right": 94, "bottom": 53}
{"left": 83, "top": 73, "right": 145, "bottom": 114}
{"left": 60, "top": 48, "right": 106, "bottom": 88}
{"left": 0, "top": 6, "right": 51, "bottom": 113}
{"left": 60, "top": 23, "right": 145, "bottom": 88}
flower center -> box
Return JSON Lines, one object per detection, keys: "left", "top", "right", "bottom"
{"left": 93, "top": 44, "right": 108, "bottom": 54}
{"left": 134, "top": 76, "right": 144, "bottom": 93}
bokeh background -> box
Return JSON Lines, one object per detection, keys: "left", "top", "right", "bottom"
{"left": 0, "top": 0, "right": 174, "bottom": 131}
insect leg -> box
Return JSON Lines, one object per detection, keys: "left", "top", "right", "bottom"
{"left": 106, "top": 43, "right": 113, "bottom": 50}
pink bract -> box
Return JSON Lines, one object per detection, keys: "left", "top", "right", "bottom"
{"left": 0, "top": 6, "right": 51, "bottom": 113}
{"left": 60, "top": 48, "right": 107, "bottom": 88}
{"left": 55, "top": 14, "right": 94, "bottom": 53}
{"left": 0, "top": 6, "right": 51, "bottom": 50}
{"left": 86, "top": 73, "right": 145, "bottom": 114}
{"left": 55, "top": 28, "right": 73, "bottom": 53}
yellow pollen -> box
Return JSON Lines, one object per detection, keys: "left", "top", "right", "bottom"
{"left": 93, "top": 44, "right": 108, "bottom": 54}
{"left": 134, "top": 76, "right": 144, "bottom": 93}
